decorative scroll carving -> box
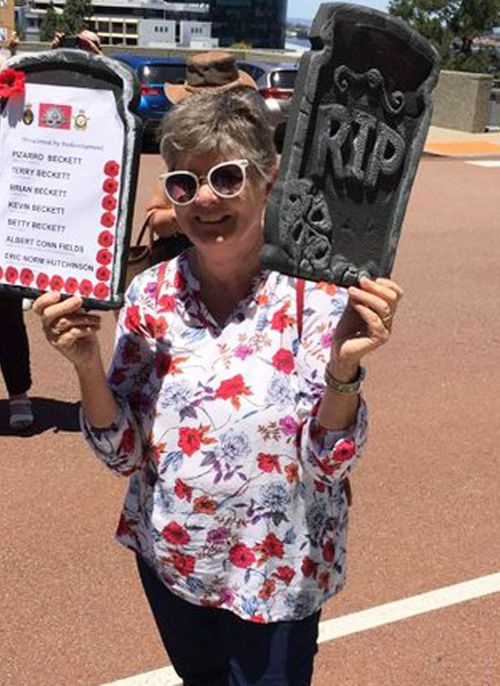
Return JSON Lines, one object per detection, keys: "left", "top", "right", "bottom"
{"left": 261, "top": 3, "right": 440, "bottom": 286}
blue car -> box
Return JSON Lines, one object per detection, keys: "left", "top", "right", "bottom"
{"left": 112, "top": 53, "right": 187, "bottom": 147}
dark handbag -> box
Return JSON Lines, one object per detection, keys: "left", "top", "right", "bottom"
{"left": 125, "top": 217, "right": 192, "bottom": 289}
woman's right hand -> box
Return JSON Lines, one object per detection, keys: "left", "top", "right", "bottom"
{"left": 33, "top": 292, "right": 102, "bottom": 370}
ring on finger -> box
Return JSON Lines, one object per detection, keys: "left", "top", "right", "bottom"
{"left": 381, "top": 313, "right": 393, "bottom": 331}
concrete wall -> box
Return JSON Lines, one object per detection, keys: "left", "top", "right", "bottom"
{"left": 432, "top": 69, "right": 493, "bottom": 133}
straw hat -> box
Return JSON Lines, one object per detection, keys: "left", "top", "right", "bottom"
{"left": 165, "top": 51, "right": 257, "bottom": 103}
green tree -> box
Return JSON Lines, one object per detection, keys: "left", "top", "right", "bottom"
{"left": 60, "top": 0, "right": 93, "bottom": 35}
{"left": 39, "top": 3, "right": 61, "bottom": 42}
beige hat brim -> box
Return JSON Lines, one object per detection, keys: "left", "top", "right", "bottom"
{"left": 164, "top": 69, "right": 258, "bottom": 103}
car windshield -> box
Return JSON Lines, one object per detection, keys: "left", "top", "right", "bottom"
{"left": 140, "top": 64, "right": 186, "bottom": 85}
{"left": 270, "top": 70, "right": 297, "bottom": 90}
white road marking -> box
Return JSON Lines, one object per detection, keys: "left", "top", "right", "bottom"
{"left": 466, "top": 160, "right": 500, "bottom": 167}
{"left": 101, "top": 571, "right": 500, "bottom": 686}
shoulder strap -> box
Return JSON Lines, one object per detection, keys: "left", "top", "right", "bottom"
{"left": 296, "top": 278, "right": 305, "bottom": 341}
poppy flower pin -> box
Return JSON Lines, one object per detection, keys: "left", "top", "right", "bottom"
{"left": 0, "top": 68, "right": 26, "bottom": 101}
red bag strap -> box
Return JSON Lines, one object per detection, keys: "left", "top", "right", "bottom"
{"left": 296, "top": 278, "right": 305, "bottom": 341}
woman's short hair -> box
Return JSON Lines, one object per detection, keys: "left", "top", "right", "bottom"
{"left": 159, "top": 89, "right": 277, "bottom": 180}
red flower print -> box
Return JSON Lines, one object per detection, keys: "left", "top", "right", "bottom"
{"left": 332, "top": 439, "right": 356, "bottom": 463}
{"left": 214, "top": 374, "right": 252, "bottom": 410}
{"left": 36, "top": 273, "right": 49, "bottom": 290}
{"left": 178, "top": 427, "right": 201, "bottom": 456}
{"left": 284, "top": 463, "right": 299, "bottom": 484}
{"left": 158, "top": 294, "right": 176, "bottom": 312}
{"left": 5, "top": 266, "right": 18, "bottom": 284}
{"left": 20, "top": 268, "right": 34, "bottom": 286}
{"left": 229, "top": 543, "right": 256, "bottom": 569}
{"left": 322, "top": 540, "right": 335, "bottom": 563}
{"left": 301, "top": 556, "right": 318, "bottom": 579}
{"left": 174, "top": 479, "right": 192, "bottom": 502}
{"left": 172, "top": 552, "right": 195, "bottom": 577}
{"left": 50, "top": 274, "right": 64, "bottom": 291}
{"left": 100, "top": 212, "right": 116, "bottom": 228}
{"left": 94, "top": 283, "right": 110, "bottom": 300}
{"left": 154, "top": 351, "right": 171, "bottom": 378}
{"left": 162, "top": 521, "right": 191, "bottom": 545}
{"left": 120, "top": 426, "right": 135, "bottom": 453}
{"left": 101, "top": 195, "right": 117, "bottom": 212}
{"left": 79, "top": 279, "right": 93, "bottom": 297}
{"left": 274, "top": 566, "right": 295, "bottom": 586}
{"left": 271, "top": 303, "right": 294, "bottom": 332}
{"left": 65, "top": 277, "right": 79, "bottom": 294}
{"left": 124, "top": 305, "right": 141, "bottom": 331}
{"left": 96, "top": 248, "right": 112, "bottom": 266}
{"left": 104, "top": 160, "right": 120, "bottom": 177}
{"left": 96, "top": 266, "right": 111, "bottom": 282}
{"left": 272, "top": 348, "right": 294, "bottom": 374}
{"left": 98, "top": 230, "right": 114, "bottom": 248}
{"left": 145, "top": 314, "right": 167, "bottom": 339}
{"left": 258, "top": 578, "right": 276, "bottom": 600}
{"left": 318, "top": 571, "right": 330, "bottom": 590}
{"left": 249, "top": 614, "right": 265, "bottom": 624}
{"left": 0, "top": 68, "right": 26, "bottom": 99}
{"left": 173, "top": 270, "right": 186, "bottom": 290}
{"left": 193, "top": 495, "right": 217, "bottom": 515}
{"left": 259, "top": 533, "right": 284, "bottom": 559}
{"left": 103, "top": 178, "right": 118, "bottom": 194}
{"left": 257, "top": 453, "right": 281, "bottom": 473}
{"left": 317, "top": 281, "right": 337, "bottom": 296}
{"left": 0, "top": 267, "right": 3, "bottom": 280}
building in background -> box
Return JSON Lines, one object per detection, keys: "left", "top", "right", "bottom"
{"left": 210, "top": 0, "right": 287, "bottom": 49}
{"left": 1, "top": 0, "right": 15, "bottom": 44}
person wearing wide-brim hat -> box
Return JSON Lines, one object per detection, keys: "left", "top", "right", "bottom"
{"left": 144, "top": 51, "right": 262, "bottom": 244}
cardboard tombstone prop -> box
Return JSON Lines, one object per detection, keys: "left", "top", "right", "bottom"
{"left": 0, "top": 49, "right": 142, "bottom": 309}
{"left": 262, "top": 3, "right": 440, "bottom": 286}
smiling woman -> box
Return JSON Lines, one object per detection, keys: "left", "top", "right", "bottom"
{"left": 32, "top": 88, "right": 403, "bottom": 686}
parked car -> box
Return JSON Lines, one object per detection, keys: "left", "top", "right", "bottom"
{"left": 256, "top": 63, "right": 299, "bottom": 129}
{"left": 112, "top": 53, "right": 186, "bottom": 147}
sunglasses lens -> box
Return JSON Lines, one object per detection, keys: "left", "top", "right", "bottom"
{"left": 165, "top": 174, "right": 197, "bottom": 205}
{"left": 211, "top": 163, "right": 245, "bottom": 197}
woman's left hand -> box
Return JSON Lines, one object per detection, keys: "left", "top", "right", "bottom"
{"left": 330, "top": 277, "right": 403, "bottom": 372}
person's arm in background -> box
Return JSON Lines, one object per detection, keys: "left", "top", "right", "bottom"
{"left": 144, "top": 175, "right": 181, "bottom": 239}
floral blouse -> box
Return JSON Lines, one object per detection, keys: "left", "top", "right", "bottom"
{"left": 82, "top": 251, "right": 368, "bottom": 623}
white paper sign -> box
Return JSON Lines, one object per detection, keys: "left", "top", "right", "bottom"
{"left": 0, "top": 83, "right": 124, "bottom": 302}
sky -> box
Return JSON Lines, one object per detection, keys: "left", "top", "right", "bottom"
{"left": 287, "top": 0, "right": 389, "bottom": 21}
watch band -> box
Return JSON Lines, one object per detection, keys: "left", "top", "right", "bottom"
{"left": 324, "top": 365, "right": 366, "bottom": 395}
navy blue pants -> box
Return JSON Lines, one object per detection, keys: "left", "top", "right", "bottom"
{"left": 0, "top": 296, "right": 31, "bottom": 396}
{"left": 136, "top": 555, "right": 321, "bottom": 686}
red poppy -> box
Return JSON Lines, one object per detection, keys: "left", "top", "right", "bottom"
{"left": 332, "top": 439, "right": 356, "bottom": 463}
{"left": 259, "top": 533, "right": 284, "bottom": 559}
{"left": 0, "top": 68, "right": 26, "bottom": 99}
{"left": 271, "top": 303, "right": 294, "bottom": 332}
{"left": 96, "top": 248, "right": 112, "bottom": 265}
{"left": 174, "top": 479, "right": 192, "bottom": 502}
{"left": 301, "top": 556, "right": 318, "bottom": 579}
{"left": 124, "top": 305, "right": 141, "bottom": 331}
{"left": 100, "top": 212, "right": 116, "bottom": 228}
{"left": 318, "top": 571, "right": 330, "bottom": 590}
{"left": 178, "top": 427, "right": 201, "bottom": 456}
{"left": 36, "top": 273, "right": 49, "bottom": 290}
{"left": 98, "top": 230, "right": 114, "bottom": 248}
{"left": 101, "top": 194, "right": 117, "bottom": 211}
{"left": 284, "top": 463, "right": 299, "bottom": 484}
{"left": 65, "top": 277, "right": 79, "bottom": 294}
{"left": 103, "top": 160, "right": 120, "bottom": 177}
{"left": 50, "top": 274, "right": 64, "bottom": 291}
{"left": 120, "top": 426, "right": 135, "bottom": 453}
{"left": 272, "top": 348, "right": 294, "bottom": 374}
{"left": 94, "top": 283, "right": 110, "bottom": 300}
{"left": 274, "top": 566, "right": 295, "bottom": 586}
{"left": 103, "top": 178, "right": 118, "bottom": 194}
{"left": 322, "top": 540, "right": 335, "bottom": 563}
{"left": 79, "top": 279, "right": 93, "bottom": 297}
{"left": 257, "top": 452, "right": 281, "bottom": 473}
{"left": 96, "top": 266, "right": 111, "bottom": 282}
{"left": 162, "top": 521, "right": 191, "bottom": 545}
{"left": 145, "top": 314, "right": 167, "bottom": 339}
{"left": 193, "top": 495, "right": 217, "bottom": 515}
{"left": 172, "top": 552, "right": 195, "bottom": 577}
{"left": 158, "top": 294, "right": 176, "bottom": 312}
{"left": 215, "top": 374, "right": 251, "bottom": 401}
{"left": 20, "top": 268, "right": 34, "bottom": 286}
{"left": 5, "top": 267, "right": 18, "bottom": 283}
{"left": 258, "top": 578, "right": 276, "bottom": 600}
{"left": 173, "top": 270, "right": 186, "bottom": 290}
{"left": 229, "top": 543, "right": 256, "bottom": 569}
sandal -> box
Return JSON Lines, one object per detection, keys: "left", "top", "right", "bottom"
{"left": 9, "top": 398, "right": 34, "bottom": 430}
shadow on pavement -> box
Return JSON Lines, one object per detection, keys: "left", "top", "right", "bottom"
{"left": 0, "top": 397, "right": 81, "bottom": 437}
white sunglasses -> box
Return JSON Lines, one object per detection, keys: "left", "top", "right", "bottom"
{"left": 161, "top": 159, "right": 250, "bottom": 206}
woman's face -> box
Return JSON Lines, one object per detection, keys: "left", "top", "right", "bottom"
{"left": 169, "top": 151, "right": 274, "bottom": 256}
